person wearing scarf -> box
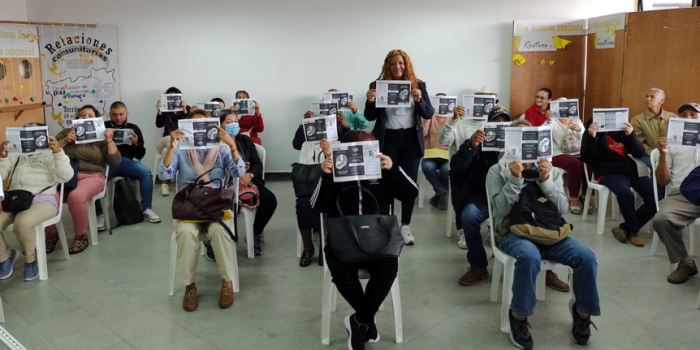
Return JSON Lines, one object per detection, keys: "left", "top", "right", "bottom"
{"left": 524, "top": 88, "right": 554, "bottom": 127}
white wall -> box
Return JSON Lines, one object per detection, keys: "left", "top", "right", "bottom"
{"left": 0, "top": 0, "right": 27, "bottom": 21}
{"left": 26, "top": 0, "right": 636, "bottom": 172}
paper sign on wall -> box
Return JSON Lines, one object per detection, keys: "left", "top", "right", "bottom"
{"left": 513, "top": 19, "right": 587, "bottom": 52}
{"left": 0, "top": 24, "right": 39, "bottom": 58}
{"left": 589, "top": 13, "right": 625, "bottom": 50}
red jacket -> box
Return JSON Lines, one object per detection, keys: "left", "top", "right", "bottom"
{"left": 239, "top": 114, "right": 265, "bottom": 145}
{"left": 524, "top": 102, "right": 548, "bottom": 127}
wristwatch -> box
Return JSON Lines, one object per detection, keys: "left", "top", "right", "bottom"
{"left": 250, "top": 173, "right": 255, "bottom": 179}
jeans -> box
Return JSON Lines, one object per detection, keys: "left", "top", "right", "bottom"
{"left": 97, "top": 157, "right": 153, "bottom": 214}
{"left": 421, "top": 158, "right": 449, "bottom": 195}
{"left": 461, "top": 203, "right": 489, "bottom": 267}
{"left": 599, "top": 173, "right": 656, "bottom": 234}
{"left": 499, "top": 234, "right": 600, "bottom": 317}
{"left": 382, "top": 129, "right": 422, "bottom": 225}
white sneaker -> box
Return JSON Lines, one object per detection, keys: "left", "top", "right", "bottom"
{"left": 456, "top": 229, "right": 467, "bottom": 250}
{"left": 160, "top": 184, "right": 170, "bottom": 196}
{"left": 400, "top": 225, "right": 415, "bottom": 245}
{"left": 97, "top": 215, "right": 106, "bottom": 232}
{"left": 143, "top": 209, "right": 162, "bottom": 223}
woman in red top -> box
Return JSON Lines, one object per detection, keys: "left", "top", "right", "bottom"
{"left": 524, "top": 88, "right": 554, "bottom": 126}
{"left": 235, "top": 90, "right": 265, "bottom": 145}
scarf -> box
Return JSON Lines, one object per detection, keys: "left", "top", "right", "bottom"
{"left": 524, "top": 102, "right": 548, "bottom": 127}
{"left": 186, "top": 147, "right": 221, "bottom": 183}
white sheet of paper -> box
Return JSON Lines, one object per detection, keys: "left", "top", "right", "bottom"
{"left": 331, "top": 140, "right": 382, "bottom": 183}
{"left": 482, "top": 122, "right": 509, "bottom": 152}
{"left": 196, "top": 102, "right": 223, "bottom": 117}
{"left": 550, "top": 99, "right": 580, "bottom": 119}
{"left": 504, "top": 125, "right": 553, "bottom": 163}
{"left": 302, "top": 115, "right": 338, "bottom": 142}
{"left": 462, "top": 94, "right": 497, "bottom": 119}
{"left": 161, "top": 94, "right": 183, "bottom": 112}
{"left": 6, "top": 126, "right": 50, "bottom": 155}
{"left": 430, "top": 96, "right": 458, "bottom": 117}
{"left": 177, "top": 118, "right": 222, "bottom": 150}
{"left": 231, "top": 99, "right": 256, "bottom": 115}
{"left": 111, "top": 128, "right": 134, "bottom": 146}
{"left": 72, "top": 118, "right": 106, "bottom": 144}
{"left": 375, "top": 80, "right": 411, "bottom": 108}
{"left": 323, "top": 92, "right": 352, "bottom": 111}
{"left": 311, "top": 101, "right": 339, "bottom": 116}
{"left": 593, "top": 108, "right": 629, "bottom": 132}
{"left": 667, "top": 117, "right": 700, "bottom": 148}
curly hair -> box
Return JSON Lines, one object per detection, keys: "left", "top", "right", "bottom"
{"left": 77, "top": 105, "right": 101, "bottom": 119}
{"left": 379, "top": 49, "right": 419, "bottom": 89}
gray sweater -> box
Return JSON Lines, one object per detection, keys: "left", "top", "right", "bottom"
{"left": 486, "top": 159, "right": 569, "bottom": 242}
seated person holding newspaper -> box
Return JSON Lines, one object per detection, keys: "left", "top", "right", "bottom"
{"left": 311, "top": 130, "right": 418, "bottom": 350}
{"left": 652, "top": 103, "right": 700, "bottom": 284}
{"left": 158, "top": 108, "right": 245, "bottom": 311}
{"left": 95, "top": 101, "right": 161, "bottom": 225}
{"left": 580, "top": 119, "right": 655, "bottom": 247}
{"left": 486, "top": 142, "right": 599, "bottom": 349}
{"left": 45, "top": 105, "right": 121, "bottom": 255}
{"left": 630, "top": 88, "right": 677, "bottom": 169}
{"left": 234, "top": 90, "right": 265, "bottom": 145}
{"left": 328, "top": 88, "right": 371, "bottom": 130}
{"left": 0, "top": 125, "right": 74, "bottom": 281}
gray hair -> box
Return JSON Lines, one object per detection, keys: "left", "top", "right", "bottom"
{"left": 510, "top": 119, "right": 532, "bottom": 127}
{"left": 649, "top": 87, "right": 666, "bottom": 98}
{"left": 23, "top": 122, "right": 45, "bottom": 128}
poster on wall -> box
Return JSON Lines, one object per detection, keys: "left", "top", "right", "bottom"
{"left": 588, "top": 13, "right": 625, "bottom": 50}
{"left": 37, "top": 25, "right": 121, "bottom": 135}
{"left": 512, "top": 19, "right": 587, "bottom": 52}
{"left": 0, "top": 24, "right": 41, "bottom": 108}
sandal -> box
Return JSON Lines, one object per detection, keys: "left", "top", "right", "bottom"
{"left": 45, "top": 235, "right": 59, "bottom": 254}
{"left": 579, "top": 195, "right": 594, "bottom": 215}
{"left": 569, "top": 199, "right": 582, "bottom": 215}
{"left": 69, "top": 235, "right": 89, "bottom": 255}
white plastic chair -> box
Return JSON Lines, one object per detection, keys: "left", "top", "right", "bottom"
{"left": 153, "top": 152, "right": 163, "bottom": 186}
{"left": 486, "top": 186, "right": 572, "bottom": 333}
{"left": 582, "top": 163, "right": 614, "bottom": 235}
{"left": 87, "top": 165, "right": 110, "bottom": 245}
{"left": 242, "top": 144, "right": 266, "bottom": 258}
{"left": 417, "top": 170, "right": 426, "bottom": 209}
{"left": 254, "top": 144, "right": 266, "bottom": 180}
{"left": 34, "top": 183, "right": 70, "bottom": 281}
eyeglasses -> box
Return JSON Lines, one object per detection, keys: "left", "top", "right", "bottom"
{"left": 535, "top": 96, "right": 549, "bottom": 100}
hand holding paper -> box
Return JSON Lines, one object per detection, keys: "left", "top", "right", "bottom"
{"left": 104, "top": 129, "right": 114, "bottom": 142}
{"left": 377, "top": 153, "right": 393, "bottom": 170}
{"left": 320, "top": 139, "right": 331, "bottom": 158}
{"left": 453, "top": 105, "right": 466, "bottom": 121}
{"left": 656, "top": 137, "right": 668, "bottom": 155}
{"left": 509, "top": 160, "right": 524, "bottom": 178}
{"left": 48, "top": 136, "right": 61, "bottom": 153}
{"left": 0, "top": 141, "right": 10, "bottom": 158}
{"left": 537, "top": 158, "right": 552, "bottom": 182}
{"left": 588, "top": 122, "right": 599, "bottom": 138}
{"left": 411, "top": 88, "right": 422, "bottom": 102}
{"left": 471, "top": 129, "right": 486, "bottom": 147}
{"left": 623, "top": 122, "right": 634, "bottom": 136}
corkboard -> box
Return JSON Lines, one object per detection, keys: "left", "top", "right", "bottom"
{"left": 621, "top": 8, "right": 700, "bottom": 118}
{"left": 584, "top": 30, "right": 626, "bottom": 122}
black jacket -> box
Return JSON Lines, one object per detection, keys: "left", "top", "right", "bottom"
{"left": 104, "top": 121, "right": 145, "bottom": 160}
{"left": 311, "top": 166, "right": 418, "bottom": 218}
{"left": 450, "top": 136, "right": 501, "bottom": 214}
{"left": 580, "top": 120, "right": 646, "bottom": 178}
{"left": 364, "top": 81, "right": 434, "bottom": 156}
{"left": 234, "top": 133, "right": 264, "bottom": 186}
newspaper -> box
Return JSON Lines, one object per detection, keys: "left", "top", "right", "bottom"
{"left": 375, "top": 80, "right": 411, "bottom": 108}
{"left": 668, "top": 118, "right": 700, "bottom": 148}
{"left": 482, "top": 122, "right": 510, "bottom": 151}
{"left": 72, "top": 118, "right": 106, "bottom": 144}
{"left": 550, "top": 99, "right": 580, "bottom": 119}
{"left": 504, "top": 125, "right": 553, "bottom": 163}
{"left": 323, "top": 92, "right": 353, "bottom": 111}
{"left": 111, "top": 128, "right": 134, "bottom": 146}
{"left": 177, "top": 118, "right": 221, "bottom": 150}
{"left": 331, "top": 140, "right": 382, "bottom": 182}
{"left": 592, "top": 108, "right": 629, "bottom": 132}
{"left": 462, "top": 94, "right": 496, "bottom": 119}
{"left": 197, "top": 102, "right": 223, "bottom": 117}
{"left": 430, "top": 96, "right": 458, "bottom": 117}
{"left": 232, "top": 99, "right": 256, "bottom": 115}
{"left": 303, "top": 115, "right": 338, "bottom": 142}
{"left": 311, "top": 101, "right": 338, "bottom": 116}
{"left": 160, "top": 94, "right": 183, "bottom": 112}
{"left": 6, "top": 126, "right": 50, "bottom": 155}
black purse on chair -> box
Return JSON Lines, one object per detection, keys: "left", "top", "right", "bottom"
{"left": 327, "top": 187, "right": 405, "bottom": 263}
{"left": 291, "top": 162, "right": 324, "bottom": 197}
{"left": 1, "top": 158, "right": 53, "bottom": 213}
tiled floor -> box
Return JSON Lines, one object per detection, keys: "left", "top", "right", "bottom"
{"left": 1, "top": 178, "right": 700, "bottom": 350}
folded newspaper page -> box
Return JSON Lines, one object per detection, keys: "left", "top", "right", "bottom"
{"left": 462, "top": 94, "right": 496, "bottom": 119}
{"left": 668, "top": 117, "right": 700, "bottom": 148}
{"left": 593, "top": 108, "right": 629, "bottom": 132}
{"left": 331, "top": 140, "right": 382, "bottom": 182}
{"left": 504, "top": 125, "right": 553, "bottom": 163}
{"left": 160, "top": 94, "right": 183, "bottom": 112}
{"left": 323, "top": 92, "right": 353, "bottom": 111}
{"left": 482, "top": 122, "right": 510, "bottom": 151}
{"left": 111, "top": 128, "right": 134, "bottom": 146}
{"left": 303, "top": 115, "right": 338, "bottom": 142}
{"left": 430, "top": 96, "right": 457, "bottom": 117}
{"left": 311, "top": 101, "right": 338, "bottom": 117}
{"left": 197, "top": 102, "right": 223, "bottom": 117}
{"left": 177, "top": 118, "right": 221, "bottom": 150}
{"left": 375, "top": 80, "right": 411, "bottom": 108}
{"left": 550, "top": 99, "right": 579, "bottom": 119}
{"left": 6, "top": 126, "right": 50, "bottom": 155}
{"left": 72, "top": 118, "right": 106, "bottom": 144}
{"left": 232, "top": 99, "right": 256, "bottom": 115}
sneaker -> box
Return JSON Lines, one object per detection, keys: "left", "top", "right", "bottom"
{"left": 400, "top": 225, "right": 415, "bottom": 245}
{"left": 429, "top": 194, "right": 440, "bottom": 208}
{"left": 508, "top": 309, "right": 533, "bottom": 349}
{"left": 97, "top": 214, "right": 106, "bottom": 232}
{"left": 458, "top": 266, "right": 489, "bottom": 286}
{"left": 160, "top": 183, "right": 170, "bottom": 196}
{"left": 456, "top": 229, "right": 467, "bottom": 250}
{"left": 438, "top": 193, "right": 448, "bottom": 210}
{"left": 23, "top": 261, "right": 39, "bottom": 281}
{"left": 611, "top": 227, "right": 628, "bottom": 243}
{"left": 545, "top": 271, "right": 570, "bottom": 292}
{"left": 344, "top": 314, "right": 368, "bottom": 350}
{"left": 365, "top": 317, "right": 380, "bottom": 343}
{"left": 629, "top": 233, "right": 645, "bottom": 247}
{"left": 569, "top": 300, "right": 597, "bottom": 345}
{"left": 668, "top": 258, "right": 698, "bottom": 284}
{"left": 204, "top": 242, "right": 216, "bottom": 262}
{"left": 143, "top": 209, "right": 162, "bottom": 223}
{"left": 0, "top": 250, "right": 18, "bottom": 280}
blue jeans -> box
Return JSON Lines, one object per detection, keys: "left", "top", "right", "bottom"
{"left": 97, "top": 157, "right": 153, "bottom": 214}
{"left": 421, "top": 158, "right": 449, "bottom": 195}
{"left": 461, "top": 203, "right": 489, "bottom": 267}
{"left": 599, "top": 173, "right": 656, "bottom": 234}
{"left": 499, "top": 234, "right": 600, "bottom": 317}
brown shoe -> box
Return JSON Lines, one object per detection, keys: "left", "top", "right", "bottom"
{"left": 458, "top": 266, "right": 489, "bottom": 286}
{"left": 668, "top": 259, "right": 698, "bottom": 284}
{"left": 611, "top": 227, "right": 628, "bottom": 243}
{"left": 629, "top": 233, "right": 645, "bottom": 247}
{"left": 219, "top": 287, "right": 234, "bottom": 309}
{"left": 183, "top": 283, "right": 198, "bottom": 312}
{"left": 545, "top": 271, "right": 570, "bottom": 292}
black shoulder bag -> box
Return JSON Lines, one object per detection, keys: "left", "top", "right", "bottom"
{"left": 327, "top": 186, "right": 405, "bottom": 263}
{"left": 2, "top": 158, "right": 53, "bottom": 213}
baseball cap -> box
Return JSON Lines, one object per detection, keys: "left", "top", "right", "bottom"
{"left": 488, "top": 106, "right": 511, "bottom": 121}
{"left": 678, "top": 103, "right": 700, "bottom": 114}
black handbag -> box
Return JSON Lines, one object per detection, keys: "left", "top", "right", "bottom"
{"left": 327, "top": 186, "right": 405, "bottom": 263}
{"left": 291, "top": 162, "right": 323, "bottom": 197}
{"left": 1, "top": 158, "right": 53, "bottom": 213}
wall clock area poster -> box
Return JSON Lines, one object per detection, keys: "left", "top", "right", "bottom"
{"left": 38, "top": 25, "right": 121, "bottom": 135}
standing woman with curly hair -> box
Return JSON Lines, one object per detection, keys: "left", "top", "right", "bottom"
{"left": 365, "top": 49, "right": 434, "bottom": 245}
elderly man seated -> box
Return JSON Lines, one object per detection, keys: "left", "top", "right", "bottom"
{"left": 631, "top": 87, "right": 678, "bottom": 169}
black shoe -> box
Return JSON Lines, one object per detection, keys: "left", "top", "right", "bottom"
{"left": 508, "top": 309, "right": 533, "bottom": 349}
{"left": 299, "top": 247, "right": 315, "bottom": 267}
{"left": 429, "top": 194, "right": 440, "bottom": 208}
{"left": 254, "top": 234, "right": 262, "bottom": 256}
{"left": 570, "top": 300, "right": 597, "bottom": 346}
{"left": 204, "top": 242, "right": 215, "bottom": 262}
{"left": 365, "top": 317, "right": 379, "bottom": 343}
{"left": 344, "top": 314, "right": 368, "bottom": 350}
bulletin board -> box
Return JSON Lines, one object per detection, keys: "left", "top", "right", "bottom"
{"left": 621, "top": 8, "right": 700, "bottom": 118}
{"left": 509, "top": 20, "right": 587, "bottom": 118}
{"left": 584, "top": 13, "right": 627, "bottom": 123}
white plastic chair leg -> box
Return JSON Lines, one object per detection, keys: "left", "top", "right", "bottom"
{"left": 391, "top": 279, "right": 403, "bottom": 343}
{"left": 56, "top": 222, "right": 69, "bottom": 261}
{"left": 229, "top": 239, "right": 240, "bottom": 293}
{"left": 153, "top": 153, "right": 163, "bottom": 186}
{"left": 243, "top": 209, "right": 255, "bottom": 258}
{"left": 320, "top": 268, "right": 334, "bottom": 345}
{"left": 690, "top": 225, "right": 697, "bottom": 257}
{"left": 87, "top": 199, "right": 99, "bottom": 245}
{"left": 535, "top": 270, "right": 546, "bottom": 302}
{"left": 100, "top": 197, "right": 110, "bottom": 234}
{"left": 596, "top": 189, "right": 610, "bottom": 235}
{"left": 490, "top": 259, "right": 504, "bottom": 302}
{"left": 418, "top": 171, "right": 425, "bottom": 209}
{"left": 500, "top": 261, "right": 515, "bottom": 333}
{"left": 650, "top": 232, "right": 662, "bottom": 257}
{"left": 296, "top": 228, "right": 302, "bottom": 258}
{"left": 696, "top": 290, "right": 700, "bottom": 309}
{"left": 611, "top": 193, "right": 619, "bottom": 220}
{"left": 582, "top": 187, "right": 594, "bottom": 223}
{"left": 168, "top": 232, "right": 178, "bottom": 296}
{"left": 34, "top": 227, "right": 49, "bottom": 281}
{"left": 445, "top": 194, "right": 453, "bottom": 238}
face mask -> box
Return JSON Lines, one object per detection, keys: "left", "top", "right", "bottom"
{"left": 225, "top": 123, "right": 240, "bottom": 137}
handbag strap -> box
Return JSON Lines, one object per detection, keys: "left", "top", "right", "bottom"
{"left": 335, "top": 186, "right": 381, "bottom": 217}
{"left": 5, "top": 157, "right": 53, "bottom": 195}
{"left": 184, "top": 195, "right": 238, "bottom": 242}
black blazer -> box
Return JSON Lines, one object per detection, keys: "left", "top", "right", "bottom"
{"left": 234, "top": 134, "right": 264, "bottom": 186}
{"left": 364, "top": 81, "right": 434, "bottom": 156}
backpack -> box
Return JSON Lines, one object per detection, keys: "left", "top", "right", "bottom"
{"left": 113, "top": 179, "right": 144, "bottom": 226}
{"left": 559, "top": 129, "right": 581, "bottom": 154}
{"left": 499, "top": 181, "right": 572, "bottom": 246}
{"left": 238, "top": 183, "right": 260, "bottom": 210}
